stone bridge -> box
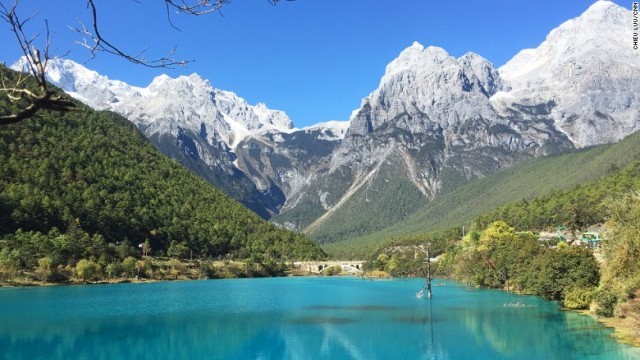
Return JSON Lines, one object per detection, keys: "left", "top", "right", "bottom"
{"left": 293, "top": 261, "right": 365, "bottom": 275}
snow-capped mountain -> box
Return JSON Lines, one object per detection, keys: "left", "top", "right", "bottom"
{"left": 14, "top": 57, "right": 295, "bottom": 147}
{"left": 275, "top": 1, "right": 640, "bottom": 241}
{"left": 12, "top": 1, "right": 639, "bottom": 243}
{"left": 276, "top": 43, "right": 573, "bottom": 239}
{"left": 12, "top": 57, "right": 349, "bottom": 218}
{"left": 496, "top": 0, "right": 640, "bottom": 147}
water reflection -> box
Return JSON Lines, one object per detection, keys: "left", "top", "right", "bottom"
{"left": 288, "top": 317, "right": 356, "bottom": 325}
{"left": 304, "top": 305, "right": 398, "bottom": 311}
{"left": 0, "top": 278, "right": 638, "bottom": 359}
{"left": 1, "top": 313, "right": 269, "bottom": 359}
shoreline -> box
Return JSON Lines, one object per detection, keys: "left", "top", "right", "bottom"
{"left": 578, "top": 310, "right": 640, "bottom": 348}
{"left": 0, "top": 269, "right": 357, "bottom": 289}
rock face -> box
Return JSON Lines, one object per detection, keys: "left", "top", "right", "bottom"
{"left": 16, "top": 1, "right": 640, "bottom": 242}
{"left": 497, "top": 1, "right": 640, "bottom": 148}
{"left": 275, "top": 44, "right": 573, "bottom": 241}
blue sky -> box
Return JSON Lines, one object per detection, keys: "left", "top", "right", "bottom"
{"left": 0, "top": 0, "right": 629, "bottom": 127}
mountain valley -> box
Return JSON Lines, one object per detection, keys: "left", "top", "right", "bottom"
{"left": 18, "top": 1, "right": 639, "bottom": 249}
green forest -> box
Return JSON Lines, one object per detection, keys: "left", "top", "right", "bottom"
{"left": 0, "top": 68, "right": 325, "bottom": 284}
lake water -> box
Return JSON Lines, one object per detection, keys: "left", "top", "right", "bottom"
{"left": 0, "top": 277, "right": 638, "bottom": 359}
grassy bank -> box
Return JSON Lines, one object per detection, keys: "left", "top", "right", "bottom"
{"left": 0, "top": 257, "right": 298, "bottom": 286}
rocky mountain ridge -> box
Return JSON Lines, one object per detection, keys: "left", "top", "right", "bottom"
{"left": 14, "top": 56, "right": 349, "bottom": 218}
{"left": 496, "top": 0, "right": 639, "bottom": 147}
{"left": 275, "top": 1, "right": 640, "bottom": 241}
{"left": 16, "top": 1, "right": 640, "bottom": 243}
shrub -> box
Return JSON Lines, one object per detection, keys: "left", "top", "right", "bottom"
{"left": 595, "top": 286, "right": 618, "bottom": 317}
{"left": 35, "top": 257, "right": 53, "bottom": 282}
{"left": 122, "top": 256, "right": 137, "bottom": 278}
{"left": 199, "top": 261, "right": 216, "bottom": 279}
{"left": 75, "top": 259, "right": 100, "bottom": 282}
{"left": 563, "top": 287, "right": 595, "bottom": 310}
{"left": 321, "top": 265, "right": 342, "bottom": 276}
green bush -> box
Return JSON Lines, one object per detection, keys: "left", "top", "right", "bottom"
{"left": 595, "top": 286, "right": 618, "bottom": 317}
{"left": 75, "top": 259, "right": 100, "bottom": 282}
{"left": 563, "top": 287, "right": 595, "bottom": 310}
{"left": 321, "top": 265, "right": 342, "bottom": 276}
{"left": 35, "top": 257, "right": 53, "bottom": 282}
{"left": 199, "top": 261, "right": 216, "bottom": 279}
{"left": 122, "top": 257, "right": 137, "bottom": 278}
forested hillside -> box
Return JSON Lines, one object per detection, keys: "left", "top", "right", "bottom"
{"left": 474, "top": 161, "right": 640, "bottom": 231}
{"left": 0, "top": 68, "right": 324, "bottom": 283}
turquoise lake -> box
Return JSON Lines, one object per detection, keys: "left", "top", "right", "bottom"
{"left": 1, "top": 277, "right": 639, "bottom": 359}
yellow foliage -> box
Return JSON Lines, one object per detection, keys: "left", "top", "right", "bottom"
{"left": 477, "top": 221, "right": 515, "bottom": 252}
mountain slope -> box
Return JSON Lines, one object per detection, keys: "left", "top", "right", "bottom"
{"left": 16, "top": 58, "right": 352, "bottom": 220}
{"left": 279, "top": 44, "right": 573, "bottom": 241}
{"left": 11, "top": 58, "right": 303, "bottom": 218}
{"left": 323, "top": 129, "right": 640, "bottom": 258}
{"left": 0, "top": 65, "right": 325, "bottom": 261}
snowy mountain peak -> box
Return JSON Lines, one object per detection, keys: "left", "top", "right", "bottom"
{"left": 12, "top": 56, "right": 106, "bottom": 94}
{"left": 13, "top": 57, "right": 295, "bottom": 150}
{"left": 458, "top": 52, "right": 505, "bottom": 96}
{"left": 408, "top": 41, "right": 424, "bottom": 50}
{"left": 500, "top": 1, "right": 633, "bottom": 85}
{"left": 145, "top": 73, "right": 217, "bottom": 100}
{"left": 148, "top": 73, "right": 172, "bottom": 87}
{"left": 496, "top": 0, "right": 640, "bottom": 147}
{"left": 349, "top": 42, "right": 501, "bottom": 130}
{"left": 582, "top": 0, "right": 625, "bottom": 21}
{"left": 301, "top": 120, "right": 350, "bottom": 140}
{"left": 381, "top": 43, "right": 454, "bottom": 85}
{"left": 252, "top": 102, "right": 294, "bottom": 130}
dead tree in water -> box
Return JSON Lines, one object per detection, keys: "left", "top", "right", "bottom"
{"left": 416, "top": 243, "right": 432, "bottom": 299}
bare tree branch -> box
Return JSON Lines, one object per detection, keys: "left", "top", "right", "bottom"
{"left": 164, "top": 0, "right": 231, "bottom": 16}
{"left": 0, "top": 0, "right": 293, "bottom": 124}
{"left": 74, "top": 0, "right": 292, "bottom": 69}
{"left": 0, "top": 0, "right": 76, "bottom": 125}
{"left": 71, "top": 0, "right": 191, "bottom": 68}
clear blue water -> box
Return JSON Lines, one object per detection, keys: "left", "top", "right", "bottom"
{"left": 0, "top": 277, "right": 638, "bottom": 360}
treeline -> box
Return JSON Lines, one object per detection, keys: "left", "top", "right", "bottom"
{"left": 362, "top": 227, "right": 461, "bottom": 277}
{"left": 474, "top": 161, "right": 640, "bottom": 231}
{"left": 0, "top": 71, "right": 324, "bottom": 284}
{"left": 364, "top": 221, "right": 600, "bottom": 308}
{"left": 0, "top": 226, "right": 292, "bottom": 284}
{"left": 439, "top": 221, "right": 600, "bottom": 308}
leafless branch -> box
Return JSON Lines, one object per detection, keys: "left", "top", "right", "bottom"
{"left": 0, "top": 0, "right": 293, "bottom": 124}
{"left": 74, "top": 0, "right": 292, "bottom": 69}
{"left": 75, "top": 0, "right": 236, "bottom": 68}
{"left": 164, "top": 0, "right": 231, "bottom": 16}
{"left": 0, "top": 0, "right": 76, "bottom": 125}
{"left": 71, "top": 0, "right": 191, "bottom": 68}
